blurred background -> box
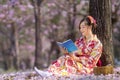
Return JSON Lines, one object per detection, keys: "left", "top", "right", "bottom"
{"left": 0, "top": 0, "right": 120, "bottom": 73}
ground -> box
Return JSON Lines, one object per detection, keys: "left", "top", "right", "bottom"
{"left": 0, "top": 67, "right": 120, "bottom": 80}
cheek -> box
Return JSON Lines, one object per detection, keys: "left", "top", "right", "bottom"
{"left": 86, "top": 29, "right": 90, "bottom": 34}
{"left": 84, "top": 29, "right": 88, "bottom": 34}
{"left": 83, "top": 28, "right": 87, "bottom": 32}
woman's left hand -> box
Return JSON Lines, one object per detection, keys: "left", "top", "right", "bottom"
{"left": 70, "top": 53, "right": 80, "bottom": 62}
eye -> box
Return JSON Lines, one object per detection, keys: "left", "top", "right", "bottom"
{"left": 81, "top": 26, "right": 85, "bottom": 29}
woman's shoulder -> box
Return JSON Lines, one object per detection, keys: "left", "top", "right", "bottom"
{"left": 97, "top": 39, "right": 103, "bottom": 47}
{"left": 92, "top": 36, "right": 103, "bottom": 47}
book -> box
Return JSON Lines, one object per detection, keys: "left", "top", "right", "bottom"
{"left": 57, "top": 39, "right": 78, "bottom": 53}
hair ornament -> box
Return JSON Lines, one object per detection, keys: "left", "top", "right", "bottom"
{"left": 87, "top": 16, "right": 96, "bottom": 25}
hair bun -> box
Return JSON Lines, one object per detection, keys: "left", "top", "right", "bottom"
{"left": 87, "top": 16, "right": 97, "bottom": 28}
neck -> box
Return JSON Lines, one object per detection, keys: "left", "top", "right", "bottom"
{"left": 85, "top": 32, "right": 94, "bottom": 41}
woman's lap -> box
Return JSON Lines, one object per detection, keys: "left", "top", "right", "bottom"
{"left": 48, "top": 55, "right": 94, "bottom": 76}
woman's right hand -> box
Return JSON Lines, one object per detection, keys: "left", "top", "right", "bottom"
{"left": 71, "top": 50, "right": 82, "bottom": 61}
{"left": 70, "top": 53, "right": 79, "bottom": 62}
{"left": 60, "top": 47, "right": 69, "bottom": 55}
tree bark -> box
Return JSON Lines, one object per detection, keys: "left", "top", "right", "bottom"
{"left": 89, "top": 0, "right": 114, "bottom": 66}
{"left": 10, "top": 22, "right": 20, "bottom": 69}
{"left": 0, "top": 38, "right": 9, "bottom": 70}
{"left": 32, "top": 0, "right": 43, "bottom": 68}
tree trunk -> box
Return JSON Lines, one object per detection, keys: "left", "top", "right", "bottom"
{"left": 67, "top": 1, "right": 77, "bottom": 41}
{"left": 10, "top": 22, "right": 20, "bottom": 69}
{"left": 32, "top": 0, "right": 43, "bottom": 68}
{"left": 89, "top": 0, "right": 114, "bottom": 66}
{"left": 1, "top": 38, "right": 9, "bottom": 70}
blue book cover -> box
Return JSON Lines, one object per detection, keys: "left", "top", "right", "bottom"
{"left": 57, "top": 39, "right": 78, "bottom": 53}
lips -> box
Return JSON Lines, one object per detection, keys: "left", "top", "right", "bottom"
{"left": 82, "top": 32, "right": 84, "bottom": 34}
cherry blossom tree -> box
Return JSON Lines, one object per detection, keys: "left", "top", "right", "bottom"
{"left": 0, "top": 0, "right": 34, "bottom": 70}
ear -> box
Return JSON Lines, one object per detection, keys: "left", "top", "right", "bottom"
{"left": 88, "top": 25, "right": 92, "bottom": 29}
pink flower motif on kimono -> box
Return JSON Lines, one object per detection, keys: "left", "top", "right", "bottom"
{"left": 67, "top": 67, "right": 76, "bottom": 73}
{"left": 66, "top": 59, "right": 74, "bottom": 66}
{"left": 52, "top": 60, "right": 57, "bottom": 65}
{"left": 88, "top": 41, "right": 96, "bottom": 49}
{"left": 53, "top": 61, "right": 60, "bottom": 67}
{"left": 67, "top": 67, "right": 73, "bottom": 73}
{"left": 75, "top": 38, "right": 84, "bottom": 47}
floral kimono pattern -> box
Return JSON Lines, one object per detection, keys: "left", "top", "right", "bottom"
{"left": 48, "top": 36, "right": 102, "bottom": 76}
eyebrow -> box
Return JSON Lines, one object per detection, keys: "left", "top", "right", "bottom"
{"left": 80, "top": 25, "right": 86, "bottom": 27}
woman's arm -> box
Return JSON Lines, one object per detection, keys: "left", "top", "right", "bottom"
{"left": 78, "top": 41, "right": 103, "bottom": 66}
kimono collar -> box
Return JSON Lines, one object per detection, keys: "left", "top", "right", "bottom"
{"left": 82, "top": 34, "right": 98, "bottom": 43}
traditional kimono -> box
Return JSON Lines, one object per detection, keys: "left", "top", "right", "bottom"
{"left": 48, "top": 35, "right": 102, "bottom": 76}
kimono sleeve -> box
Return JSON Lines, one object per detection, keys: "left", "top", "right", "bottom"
{"left": 79, "top": 41, "right": 103, "bottom": 67}
{"left": 89, "top": 41, "right": 103, "bottom": 64}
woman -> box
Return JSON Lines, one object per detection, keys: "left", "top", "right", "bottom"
{"left": 48, "top": 16, "right": 103, "bottom": 76}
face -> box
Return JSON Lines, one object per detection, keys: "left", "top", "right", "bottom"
{"left": 79, "top": 21, "right": 92, "bottom": 36}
